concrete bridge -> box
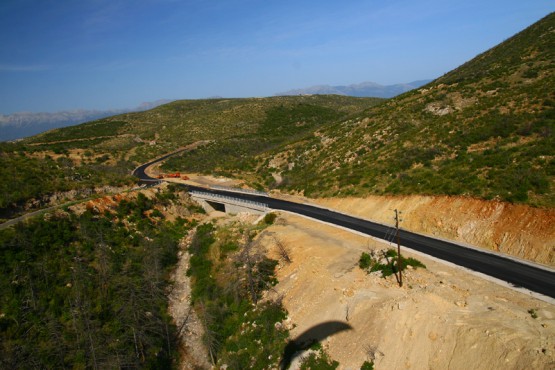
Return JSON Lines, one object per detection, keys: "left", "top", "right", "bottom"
{"left": 190, "top": 191, "right": 269, "bottom": 215}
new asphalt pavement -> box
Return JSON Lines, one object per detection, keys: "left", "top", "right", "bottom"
{"left": 133, "top": 158, "right": 555, "bottom": 299}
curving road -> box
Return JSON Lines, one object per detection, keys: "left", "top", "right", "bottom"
{"left": 132, "top": 149, "right": 189, "bottom": 182}
{"left": 133, "top": 155, "right": 555, "bottom": 299}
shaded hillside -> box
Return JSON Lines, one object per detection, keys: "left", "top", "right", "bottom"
{"left": 1, "top": 95, "right": 380, "bottom": 216}
{"left": 258, "top": 13, "right": 554, "bottom": 207}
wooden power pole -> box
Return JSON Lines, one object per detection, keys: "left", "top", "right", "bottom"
{"left": 395, "top": 209, "right": 402, "bottom": 287}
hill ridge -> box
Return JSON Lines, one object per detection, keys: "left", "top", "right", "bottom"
{"left": 257, "top": 12, "right": 554, "bottom": 207}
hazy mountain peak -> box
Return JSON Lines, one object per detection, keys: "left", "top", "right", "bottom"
{"left": 0, "top": 99, "right": 173, "bottom": 142}
{"left": 276, "top": 80, "right": 432, "bottom": 98}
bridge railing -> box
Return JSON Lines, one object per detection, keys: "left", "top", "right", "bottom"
{"left": 190, "top": 191, "right": 269, "bottom": 211}
{"left": 210, "top": 185, "right": 269, "bottom": 197}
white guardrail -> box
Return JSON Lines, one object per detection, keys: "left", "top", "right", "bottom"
{"left": 210, "top": 185, "right": 269, "bottom": 197}
{"left": 190, "top": 191, "right": 269, "bottom": 211}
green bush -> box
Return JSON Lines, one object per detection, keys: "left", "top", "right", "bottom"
{"left": 528, "top": 308, "right": 538, "bottom": 319}
{"left": 359, "top": 250, "right": 426, "bottom": 278}
{"left": 359, "top": 252, "right": 372, "bottom": 269}
{"left": 299, "top": 347, "right": 340, "bottom": 370}
{"left": 361, "top": 360, "right": 375, "bottom": 370}
{"left": 264, "top": 212, "right": 277, "bottom": 225}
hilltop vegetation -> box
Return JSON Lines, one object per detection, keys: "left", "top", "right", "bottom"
{"left": 0, "top": 95, "right": 380, "bottom": 216}
{"left": 255, "top": 13, "right": 555, "bottom": 206}
{"left": 161, "top": 102, "right": 349, "bottom": 178}
{"left": 24, "top": 95, "right": 380, "bottom": 165}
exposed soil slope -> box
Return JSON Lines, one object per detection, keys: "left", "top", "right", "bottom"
{"left": 261, "top": 213, "right": 555, "bottom": 369}
{"left": 309, "top": 195, "right": 555, "bottom": 267}
{"left": 164, "top": 169, "right": 554, "bottom": 267}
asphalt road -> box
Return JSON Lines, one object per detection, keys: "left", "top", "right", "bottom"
{"left": 132, "top": 149, "right": 190, "bottom": 182}
{"left": 133, "top": 157, "right": 555, "bottom": 299}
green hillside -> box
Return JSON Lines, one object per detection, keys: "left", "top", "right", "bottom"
{"left": 255, "top": 13, "right": 555, "bottom": 206}
{"left": 1, "top": 95, "right": 380, "bottom": 217}
{"left": 2, "top": 14, "right": 553, "bottom": 215}
{"left": 25, "top": 95, "right": 379, "bottom": 162}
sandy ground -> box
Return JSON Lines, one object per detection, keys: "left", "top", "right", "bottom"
{"left": 144, "top": 170, "right": 555, "bottom": 369}
{"left": 260, "top": 212, "right": 555, "bottom": 370}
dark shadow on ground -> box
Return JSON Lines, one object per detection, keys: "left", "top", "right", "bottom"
{"left": 279, "top": 321, "right": 353, "bottom": 369}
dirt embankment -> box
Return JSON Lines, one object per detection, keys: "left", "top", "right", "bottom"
{"left": 261, "top": 213, "right": 555, "bottom": 370}
{"left": 304, "top": 195, "right": 555, "bottom": 267}
{"left": 155, "top": 182, "right": 553, "bottom": 369}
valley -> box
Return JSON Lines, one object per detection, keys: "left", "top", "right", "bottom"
{"left": 0, "top": 11, "right": 554, "bottom": 370}
{"left": 160, "top": 204, "right": 555, "bottom": 369}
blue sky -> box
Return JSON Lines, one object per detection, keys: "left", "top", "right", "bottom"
{"left": 0, "top": 0, "right": 553, "bottom": 114}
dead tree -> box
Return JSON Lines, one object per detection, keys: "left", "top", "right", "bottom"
{"left": 242, "top": 237, "right": 258, "bottom": 305}
{"left": 274, "top": 236, "right": 292, "bottom": 264}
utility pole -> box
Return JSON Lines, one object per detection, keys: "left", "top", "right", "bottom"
{"left": 394, "top": 209, "right": 402, "bottom": 287}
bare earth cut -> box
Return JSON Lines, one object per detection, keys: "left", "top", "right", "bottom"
{"left": 260, "top": 213, "right": 554, "bottom": 370}
{"left": 148, "top": 169, "right": 554, "bottom": 368}
{"left": 277, "top": 193, "right": 555, "bottom": 267}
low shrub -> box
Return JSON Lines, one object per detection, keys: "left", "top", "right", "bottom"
{"left": 263, "top": 212, "right": 277, "bottom": 225}
{"left": 359, "top": 252, "right": 372, "bottom": 269}
{"left": 361, "top": 361, "right": 375, "bottom": 370}
{"left": 359, "top": 249, "right": 426, "bottom": 278}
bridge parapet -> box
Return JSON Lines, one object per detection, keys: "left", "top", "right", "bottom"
{"left": 190, "top": 191, "right": 269, "bottom": 214}
{"left": 210, "top": 185, "right": 269, "bottom": 197}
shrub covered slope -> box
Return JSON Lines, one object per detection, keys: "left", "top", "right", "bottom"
{"left": 257, "top": 13, "right": 555, "bottom": 206}
{"left": 1, "top": 96, "right": 379, "bottom": 215}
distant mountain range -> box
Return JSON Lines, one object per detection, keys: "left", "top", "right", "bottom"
{"left": 0, "top": 99, "right": 172, "bottom": 142}
{"left": 276, "top": 80, "right": 432, "bottom": 98}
